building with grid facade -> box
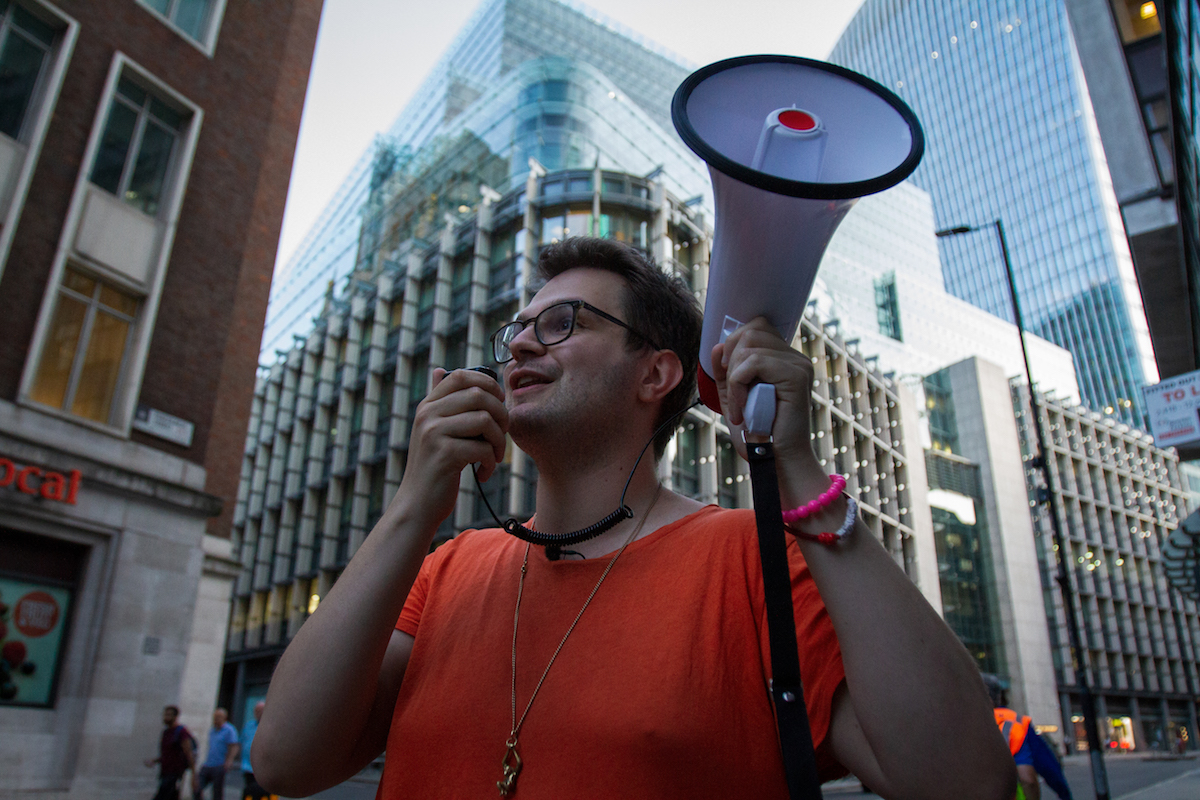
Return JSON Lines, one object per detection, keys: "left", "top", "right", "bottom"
{"left": 1013, "top": 385, "right": 1200, "bottom": 750}
{"left": 222, "top": 165, "right": 937, "bottom": 723}
{"left": 260, "top": 0, "right": 707, "bottom": 358}
{"left": 0, "top": 0, "right": 320, "bottom": 797}
{"left": 830, "top": 0, "right": 1160, "bottom": 429}
{"left": 916, "top": 358, "right": 1200, "bottom": 751}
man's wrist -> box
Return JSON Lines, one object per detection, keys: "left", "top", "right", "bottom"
{"left": 776, "top": 451, "right": 835, "bottom": 507}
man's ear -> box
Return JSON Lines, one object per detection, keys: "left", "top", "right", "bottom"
{"left": 638, "top": 348, "right": 684, "bottom": 404}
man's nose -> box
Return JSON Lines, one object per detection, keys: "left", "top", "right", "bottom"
{"left": 506, "top": 322, "right": 544, "bottom": 360}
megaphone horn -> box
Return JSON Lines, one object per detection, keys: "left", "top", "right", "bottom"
{"left": 672, "top": 55, "right": 924, "bottom": 424}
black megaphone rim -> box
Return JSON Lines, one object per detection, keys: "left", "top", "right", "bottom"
{"left": 671, "top": 54, "right": 925, "bottom": 200}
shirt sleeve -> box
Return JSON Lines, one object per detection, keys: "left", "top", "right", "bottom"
{"left": 396, "top": 555, "right": 432, "bottom": 637}
{"left": 396, "top": 535, "right": 471, "bottom": 636}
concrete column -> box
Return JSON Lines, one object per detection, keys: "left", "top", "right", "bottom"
{"left": 945, "top": 358, "right": 1061, "bottom": 731}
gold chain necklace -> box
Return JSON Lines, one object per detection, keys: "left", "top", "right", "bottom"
{"left": 497, "top": 483, "right": 663, "bottom": 797}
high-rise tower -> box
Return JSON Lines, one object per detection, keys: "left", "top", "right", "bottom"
{"left": 831, "top": 0, "right": 1159, "bottom": 428}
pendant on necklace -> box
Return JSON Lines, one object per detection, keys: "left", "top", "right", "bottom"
{"left": 497, "top": 737, "right": 522, "bottom": 797}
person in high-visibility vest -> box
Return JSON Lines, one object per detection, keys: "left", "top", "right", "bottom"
{"left": 995, "top": 706, "right": 1039, "bottom": 800}
{"left": 986, "top": 676, "right": 1073, "bottom": 800}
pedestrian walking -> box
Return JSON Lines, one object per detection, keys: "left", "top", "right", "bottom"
{"left": 144, "top": 705, "right": 197, "bottom": 800}
{"left": 197, "top": 708, "right": 239, "bottom": 800}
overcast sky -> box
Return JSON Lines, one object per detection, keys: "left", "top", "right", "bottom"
{"left": 275, "top": 0, "right": 867, "bottom": 272}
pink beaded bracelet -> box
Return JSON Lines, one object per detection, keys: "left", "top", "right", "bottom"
{"left": 786, "top": 498, "right": 859, "bottom": 545}
{"left": 781, "top": 474, "right": 847, "bottom": 523}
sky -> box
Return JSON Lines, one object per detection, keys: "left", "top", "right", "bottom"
{"left": 275, "top": 0, "right": 867, "bottom": 273}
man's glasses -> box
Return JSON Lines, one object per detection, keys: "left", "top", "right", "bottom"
{"left": 490, "top": 300, "right": 661, "bottom": 364}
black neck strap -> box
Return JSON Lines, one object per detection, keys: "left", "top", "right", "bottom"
{"left": 474, "top": 401, "right": 702, "bottom": 559}
{"left": 747, "top": 440, "right": 824, "bottom": 800}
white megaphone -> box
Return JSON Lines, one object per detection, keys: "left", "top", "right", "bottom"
{"left": 672, "top": 55, "right": 924, "bottom": 432}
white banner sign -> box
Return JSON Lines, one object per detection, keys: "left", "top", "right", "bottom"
{"left": 1143, "top": 369, "right": 1200, "bottom": 449}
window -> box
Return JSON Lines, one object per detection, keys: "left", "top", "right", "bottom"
{"left": 0, "top": 0, "right": 56, "bottom": 142}
{"left": 0, "top": 1, "right": 75, "bottom": 280}
{"left": 874, "top": 272, "right": 903, "bottom": 342}
{"left": 672, "top": 423, "right": 700, "bottom": 498}
{"left": 89, "top": 76, "right": 186, "bottom": 216}
{"left": 29, "top": 268, "right": 138, "bottom": 424}
{"left": 24, "top": 56, "right": 204, "bottom": 433}
{"left": 1108, "top": 0, "right": 1161, "bottom": 43}
{"left": 139, "top": 0, "right": 220, "bottom": 48}
{"left": 541, "top": 210, "right": 591, "bottom": 243}
{"left": 597, "top": 211, "right": 648, "bottom": 248}
{"left": 0, "top": 528, "right": 85, "bottom": 708}
{"left": 717, "top": 437, "right": 740, "bottom": 508}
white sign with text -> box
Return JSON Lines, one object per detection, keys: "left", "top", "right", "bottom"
{"left": 1143, "top": 369, "right": 1200, "bottom": 449}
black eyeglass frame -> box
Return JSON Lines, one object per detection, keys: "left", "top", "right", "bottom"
{"left": 489, "top": 300, "right": 661, "bottom": 364}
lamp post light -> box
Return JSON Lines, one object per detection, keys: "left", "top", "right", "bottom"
{"left": 935, "top": 219, "right": 1111, "bottom": 800}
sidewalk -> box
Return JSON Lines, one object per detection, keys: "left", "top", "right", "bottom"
{"left": 822, "top": 752, "right": 1200, "bottom": 799}
{"left": 1064, "top": 751, "right": 1200, "bottom": 800}
{"left": 1111, "top": 766, "right": 1200, "bottom": 800}
{"left": 221, "top": 766, "right": 384, "bottom": 800}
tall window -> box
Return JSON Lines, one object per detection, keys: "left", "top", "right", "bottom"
{"left": 672, "top": 423, "right": 700, "bottom": 498}
{"left": 89, "top": 77, "right": 185, "bottom": 216}
{"left": 717, "top": 437, "right": 740, "bottom": 508}
{"left": 874, "top": 272, "right": 903, "bottom": 342}
{"left": 29, "top": 268, "right": 139, "bottom": 424}
{"left": 139, "top": 0, "right": 214, "bottom": 45}
{"left": 0, "top": 0, "right": 56, "bottom": 141}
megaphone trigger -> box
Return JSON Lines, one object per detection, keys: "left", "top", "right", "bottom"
{"left": 743, "top": 384, "right": 776, "bottom": 440}
{"left": 717, "top": 315, "right": 776, "bottom": 438}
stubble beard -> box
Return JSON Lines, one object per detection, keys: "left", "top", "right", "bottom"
{"left": 509, "top": 368, "right": 639, "bottom": 468}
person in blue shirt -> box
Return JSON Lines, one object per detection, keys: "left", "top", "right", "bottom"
{"left": 240, "top": 701, "right": 270, "bottom": 800}
{"left": 197, "top": 708, "right": 239, "bottom": 800}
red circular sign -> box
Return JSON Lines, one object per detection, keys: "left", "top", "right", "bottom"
{"left": 15, "top": 591, "right": 59, "bottom": 637}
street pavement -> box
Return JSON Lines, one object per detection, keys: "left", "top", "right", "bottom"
{"left": 1061, "top": 752, "right": 1199, "bottom": 800}
{"left": 222, "top": 751, "right": 1199, "bottom": 799}
{"left": 821, "top": 751, "right": 1200, "bottom": 799}
{"left": 223, "top": 768, "right": 383, "bottom": 799}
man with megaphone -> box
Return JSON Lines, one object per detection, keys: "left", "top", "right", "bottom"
{"left": 252, "top": 237, "right": 1014, "bottom": 800}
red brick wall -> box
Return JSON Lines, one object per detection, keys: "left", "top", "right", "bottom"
{"left": 0, "top": 0, "right": 324, "bottom": 538}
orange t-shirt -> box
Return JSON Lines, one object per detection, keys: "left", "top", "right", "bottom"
{"left": 383, "top": 505, "right": 847, "bottom": 798}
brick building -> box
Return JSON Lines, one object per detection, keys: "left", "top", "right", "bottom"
{"left": 0, "top": 1, "right": 321, "bottom": 797}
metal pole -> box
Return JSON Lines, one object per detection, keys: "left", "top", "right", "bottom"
{"left": 937, "top": 220, "right": 1111, "bottom": 799}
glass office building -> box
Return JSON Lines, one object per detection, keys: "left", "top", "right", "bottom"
{"left": 831, "top": 0, "right": 1159, "bottom": 428}
{"left": 924, "top": 369, "right": 1007, "bottom": 679}
{"left": 260, "top": 0, "right": 701, "bottom": 357}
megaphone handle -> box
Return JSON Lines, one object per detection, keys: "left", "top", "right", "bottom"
{"left": 744, "top": 383, "right": 776, "bottom": 438}
{"left": 719, "top": 316, "right": 777, "bottom": 438}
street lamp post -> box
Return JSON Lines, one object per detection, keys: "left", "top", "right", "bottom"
{"left": 936, "top": 219, "right": 1111, "bottom": 800}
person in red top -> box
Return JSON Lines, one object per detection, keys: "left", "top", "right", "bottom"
{"left": 145, "top": 705, "right": 197, "bottom": 800}
{"left": 253, "top": 237, "right": 1015, "bottom": 799}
